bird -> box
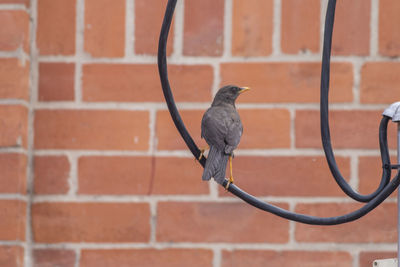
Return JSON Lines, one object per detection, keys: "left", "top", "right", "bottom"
{"left": 199, "top": 85, "right": 250, "bottom": 189}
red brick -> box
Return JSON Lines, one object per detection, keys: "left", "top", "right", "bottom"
{"left": 0, "top": 153, "right": 26, "bottom": 194}
{"left": 156, "top": 109, "right": 290, "bottom": 150}
{"left": 34, "top": 110, "right": 149, "bottom": 150}
{"left": 79, "top": 156, "right": 151, "bottom": 195}
{"left": 295, "top": 110, "right": 397, "bottom": 149}
{"left": 135, "top": 0, "right": 173, "bottom": 56}
{"left": 295, "top": 203, "right": 396, "bottom": 243}
{"left": 0, "top": 105, "right": 27, "bottom": 148}
{"left": 39, "top": 63, "right": 75, "bottom": 101}
{"left": 220, "top": 63, "right": 353, "bottom": 103}
{"left": 222, "top": 250, "right": 352, "bottom": 267}
{"left": 0, "top": 200, "right": 26, "bottom": 241}
{"left": 281, "top": 0, "right": 320, "bottom": 54}
{"left": 0, "top": 58, "right": 29, "bottom": 100}
{"left": 80, "top": 249, "right": 213, "bottom": 267}
{"left": 0, "top": 0, "right": 29, "bottom": 5}
{"left": 239, "top": 109, "right": 290, "bottom": 148}
{"left": 78, "top": 156, "right": 208, "bottom": 195}
{"left": 34, "top": 155, "right": 70, "bottom": 194}
{"left": 157, "top": 202, "right": 289, "bottom": 243}
{"left": 156, "top": 110, "right": 206, "bottom": 150}
{"left": 218, "top": 156, "right": 350, "bottom": 197}
{"left": 358, "top": 156, "right": 397, "bottom": 198}
{"left": 0, "top": 246, "right": 24, "bottom": 267}
{"left": 183, "top": 0, "right": 224, "bottom": 56}
{"left": 360, "top": 62, "right": 400, "bottom": 104}
{"left": 232, "top": 0, "right": 273, "bottom": 56}
{"left": 84, "top": 0, "right": 125, "bottom": 57}
{"left": 379, "top": 0, "right": 400, "bottom": 56}
{"left": 0, "top": 10, "right": 29, "bottom": 52}
{"left": 33, "top": 249, "right": 75, "bottom": 267}
{"left": 82, "top": 64, "right": 212, "bottom": 102}
{"left": 151, "top": 157, "right": 208, "bottom": 195}
{"left": 32, "top": 202, "right": 150, "bottom": 243}
{"left": 37, "top": 0, "right": 76, "bottom": 55}
{"left": 332, "top": 0, "right": 370, "bottom": 55}
{"left": 359, "top": 252, "right": 396, "bottom": 267}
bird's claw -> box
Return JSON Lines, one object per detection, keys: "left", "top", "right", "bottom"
{"left": 198, "top": 149, "right": 205, "bottom": 161}
{"left": 197, "top": 146, "right": 209, "bottom": 161}
{"left": 225, "top": 176, "right": 234, "bottom": 190}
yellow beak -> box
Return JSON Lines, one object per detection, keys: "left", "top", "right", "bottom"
{"left": 239, "top": 87, "right": 250, "bottom": 94}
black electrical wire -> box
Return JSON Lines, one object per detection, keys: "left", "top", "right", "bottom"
{"left": 157, "top": 0, "right": 206, "bottom": 168}
{"left": 221, "top": 116, "right": 399, "bottom": 225}
{"left": 320, "top": 0, "right": 391, "bottom": 202}
{"left": 157, "top": 0, "right": 400, "bottom": 225}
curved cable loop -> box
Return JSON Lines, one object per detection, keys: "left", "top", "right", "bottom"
{"left": 320, "top": 0, "right": 391, "bottom": 202}
{"left": 157, "top": 0, "right": 205, "bottom": 168}
{"left": 157, "top": 0, "right": 399, "bottom": 225}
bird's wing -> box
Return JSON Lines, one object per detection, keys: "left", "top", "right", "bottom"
{"left": 224, "top": 112, "right": 243, "bottom": 154}
{"left": 201, "top": 107, "right": 228, "bottom": 151}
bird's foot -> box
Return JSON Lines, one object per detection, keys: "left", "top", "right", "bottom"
{"left": 225, "top": 155, "right": 234, "bottom": 190}
{"left": 224, "top": 152, "right": 234, "bottom": 159}
{"left": 197, "top": 146, "right": 209, "bottom": 161}
{"left": 225, "top": 176, "right": 234, "bottom": 190}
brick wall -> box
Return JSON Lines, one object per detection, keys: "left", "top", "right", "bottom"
{"left": 0, "top": 0, "right": 399, "bottom": 266}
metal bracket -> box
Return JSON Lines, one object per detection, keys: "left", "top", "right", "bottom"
{"left": 383, "top": 164, "right": 400, "bottom": 169}
{"left": 373, "top": 258, "right": 397, "bottom": 267}
{"left": 383, "top": 102, "right": 400, "bottom": 122}
{"left": 382, "top": 102, "right": 400, "bottom": 267}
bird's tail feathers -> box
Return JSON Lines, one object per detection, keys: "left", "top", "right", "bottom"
{"left": 202, "top": 146, "right": 229, "bottom": 184}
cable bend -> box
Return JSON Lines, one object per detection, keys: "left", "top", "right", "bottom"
{"left": 320, "top": 0, "right": 391, "bottom": 202}
{"left": 157, "top": 0, "right": 398, "bottom": 225}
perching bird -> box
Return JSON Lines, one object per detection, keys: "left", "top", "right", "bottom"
{"left": 199, "top": 85, "right": 250, "bottom": 189}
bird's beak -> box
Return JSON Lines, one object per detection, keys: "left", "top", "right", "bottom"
{"left": 239, "top": 87, "right": 250, "bottom": 94}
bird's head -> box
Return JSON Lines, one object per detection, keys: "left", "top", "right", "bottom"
{"left": 212, "top": 85, "right": 250, "bottom": 107}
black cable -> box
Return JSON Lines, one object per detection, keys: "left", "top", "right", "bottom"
{"left": 157, "top": 0, "right": 206, "bottom": 168}
{"left": 222, "top": 116, "right": 399, "bottom": 225}
{"left": 157, "top": 0, "right": 399, "bottom": 225}
{"left": 320, "top": 0, "right": 391, "bottom": 202}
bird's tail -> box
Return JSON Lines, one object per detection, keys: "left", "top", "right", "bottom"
{"left": 202, "top": 146, "right": 229, "bottom": 184}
